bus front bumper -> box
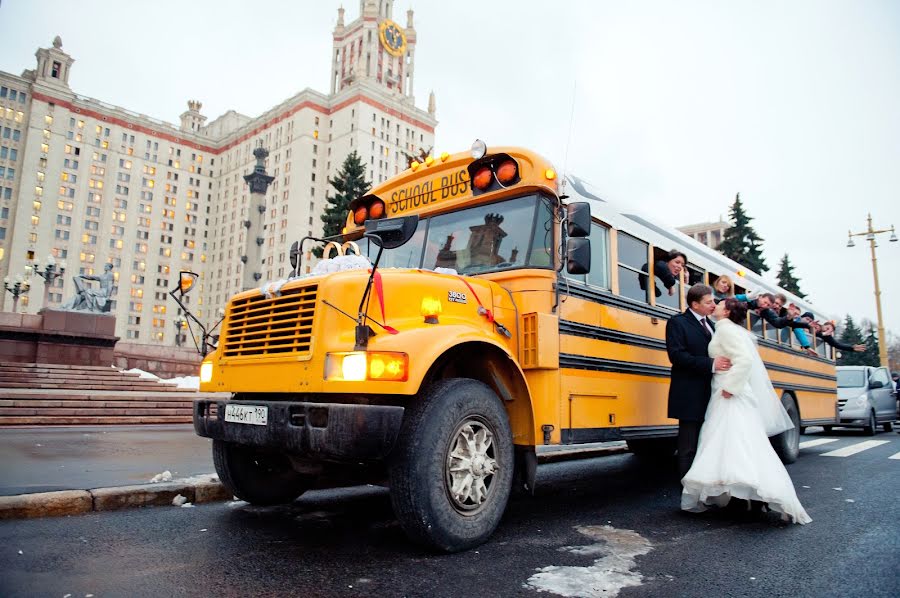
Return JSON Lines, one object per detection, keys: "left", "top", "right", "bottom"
{"left": 193, "top": 399, "right": 405, "bottom": 462}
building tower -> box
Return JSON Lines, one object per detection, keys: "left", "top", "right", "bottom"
{"left": 241, "top": 143, "right": 274, "bottom": 290}
{"left": 179, "top": 100, "right": 207, "bottom": 134}
{"left": 330, "top": 0, "right": 417, "bottom": 99}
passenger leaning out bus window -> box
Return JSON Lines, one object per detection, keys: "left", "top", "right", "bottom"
{"left": 640, "top": 249, "right": 686, "bottom": 297}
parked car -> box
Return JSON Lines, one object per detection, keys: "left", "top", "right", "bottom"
{"left": 835, "top": 366, "right": 898, "bottom": 434}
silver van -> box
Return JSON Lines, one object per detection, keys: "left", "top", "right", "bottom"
{"left": 835, "top": 366, "right": 897, "bottom": 434}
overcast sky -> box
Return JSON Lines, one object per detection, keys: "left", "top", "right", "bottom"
{"left": 2, "top": 0, "right": 898, "bottom": 335}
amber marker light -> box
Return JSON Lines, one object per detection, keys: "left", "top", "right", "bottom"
{"left": 420, "top": 296, "right": 442, "bottom": 324}
{"left": 544, "top": 168, "right": 556, "bottom": 180}
{"left": 472, "top": 166, "right": 493, "bottom": 191}
{"left": 440, "top": 152, "right": 450, "bottom": 162}
{"left": 496, "top": 160, "right": 518, "bottom": 184}
{"left": 424, "top": 155, "right": 435, "bottom": 166}
{"left": 737, "top": 270, "right": 746, "bottom": 277}
{"left": 411, "top": 161, "right": 420, "bottom": 171}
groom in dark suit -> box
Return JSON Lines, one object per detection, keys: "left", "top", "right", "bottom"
{"left": 666, "top": 283, "right": 732, "bottom": 477}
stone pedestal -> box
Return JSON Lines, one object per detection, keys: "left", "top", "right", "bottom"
{"left": 0, "top": 309, "right": 118, "bottom": 366}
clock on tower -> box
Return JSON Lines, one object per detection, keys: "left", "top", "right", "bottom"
{"left": 379, "top": 19, "right": 407, "bottom": 57}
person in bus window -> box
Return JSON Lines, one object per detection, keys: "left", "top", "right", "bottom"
{"left": 711, "top": 275, "right": 735, "bottom": 303}
{"left": 815, "top": 320, "right": 865, "bottom": 353}
{"left": 640, "top": 249, "right": 686, "bottom": 297}
{"left": 681, "top": 298, "right": 811, "bottom": 524}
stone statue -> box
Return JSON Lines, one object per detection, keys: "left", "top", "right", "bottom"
{"left": 62, "top": 263, "right": 115, "bottom": 312}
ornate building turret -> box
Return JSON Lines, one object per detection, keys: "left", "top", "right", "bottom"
{"left": 241, "top": 143, "right": 275, "bottom": 291}
{"left": 34, "top": 36, "right": 74, "bottom": 89}
{"left": 179, "top": 100, "right": 207, "bottom": 133}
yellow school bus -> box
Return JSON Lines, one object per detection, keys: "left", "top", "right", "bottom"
{"left": 188, "top": 142, "right": 836, "bottom": 552}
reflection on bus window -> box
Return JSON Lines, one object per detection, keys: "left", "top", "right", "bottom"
{"left": 617, "top": 233, "right": 649, "bottom": 303}
{"left": 527, "top": 197, "right": 554, "bottom": 268}
{"left": 749, "top": 311, "right": 763, "bottom": 336}
{"left": 422, "top": 196, "right": 538, "bottom": 274}
{"left": 363, "top": 223, "right": 427, "bottom": 268}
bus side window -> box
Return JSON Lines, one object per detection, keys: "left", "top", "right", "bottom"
{"left": 587, "top": 224, "right": 610, "bottom": 289}
{"left": 653, "top": 247, "right": 681, "bottom": 310}
{"left": 686, "top": 265, "right": 704, "bottom": 286}
{"left": 749, "top": 310, "right": 763, "bottom": 336}
{"left": 618, "top": 232, "right": 650, "bottom": 303}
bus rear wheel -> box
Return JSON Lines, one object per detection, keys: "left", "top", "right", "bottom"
{"left": 212, "top": 440, "right": 312, "bottom": 505}
{"left": 388, "top": 378, "right": 514, "bottom": 553}
{"left": 772, "top": 394, "right": 800, "bottom": 464}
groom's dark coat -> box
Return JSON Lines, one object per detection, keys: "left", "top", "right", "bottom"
{"left": 666, "top": 309, "right": 715, "bottom": 421}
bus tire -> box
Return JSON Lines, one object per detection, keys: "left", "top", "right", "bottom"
{"left": 212, "top": 440, "right": 311, "bottom": 506}
{"left": 772, "top": 394, "right": 800, "bottom": 464}
{"left": 388, "top": 378, "right": 514, "bottom": 553}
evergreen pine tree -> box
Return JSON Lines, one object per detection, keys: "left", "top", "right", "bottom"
{"left": 718, "top": 193, "right": 769, "bottom": 274}
{"left": 837, "top": 315, "right": 868, "bottom": 365}
{"left": 861, "top": 320, "right": 881, "bottom": 367}
{"left": 776, "top": 253, "right": 806, "bottom": 298}
{"left": 315, "top": 151, "right": 370, "bottom": 257}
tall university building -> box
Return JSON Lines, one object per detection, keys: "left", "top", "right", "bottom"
{"left": 0, "top": 0, "right": 436, "bottom": 344}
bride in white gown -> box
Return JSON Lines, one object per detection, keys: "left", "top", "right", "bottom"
{"left": 681, "top": 298, "right": 812, "bottom": 524}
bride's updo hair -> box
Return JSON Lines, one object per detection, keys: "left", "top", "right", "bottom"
{"left": 724, "top": 298, "right": 748, "bottom": 325}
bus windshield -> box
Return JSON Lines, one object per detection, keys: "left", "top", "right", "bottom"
{"left": 362, "top": 194, "right": 554, "bottom": 274}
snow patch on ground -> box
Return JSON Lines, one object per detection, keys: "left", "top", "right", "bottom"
{"left": 525, "top": 525, "right": 653, "bottom": 598}
{"left": 149, "top": 470, "right": 172, "bottom": 483}
{"left": 123, "top": 368, "right": 200, "bottom": 389}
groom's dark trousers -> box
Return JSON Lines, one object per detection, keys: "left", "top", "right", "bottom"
{"left": 666, "top": 309, "right": 715, "bottom": 478}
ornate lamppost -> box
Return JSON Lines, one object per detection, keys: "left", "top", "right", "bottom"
{"left": 3, "top": 275, "right": 31, "bottom": 312}
{"left": 174, "top": 315, "right": 187, "bottom": 347}
{"left": 847, "top": 213, "right": 897, "bottom": 368}
{"left": 30, "top": 255, "right": 67, "bottom": 309}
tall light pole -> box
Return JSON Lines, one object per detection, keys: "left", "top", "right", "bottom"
{"left": 31, "top": 255, "right": 67, "bottom": 309}
{"left": 3, "top": 275, "right": 31, "bottom": 312}
{"left": 847, "top": 214, "right": 897, "bottom": 368}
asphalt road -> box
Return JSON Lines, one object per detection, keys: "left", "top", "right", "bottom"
{"left": 1, "top": 429, "right": 897, "bottom": 598}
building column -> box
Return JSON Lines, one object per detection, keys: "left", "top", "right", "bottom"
{"left": 241, "top": 144, "right": 274, "bottom": 291}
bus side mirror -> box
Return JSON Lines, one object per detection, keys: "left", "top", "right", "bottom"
{"left": 566, "top": 238, "right": 591, "bottom": 274}
{"left": 365, "top": 215, "right": 419, "bottom": 249}
{"left": 566, "top": 202, "right": 591, "bottom": 238}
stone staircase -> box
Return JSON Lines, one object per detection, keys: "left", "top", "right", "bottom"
{"left": 0, "top": 362, "right": 226, "bottom": 426}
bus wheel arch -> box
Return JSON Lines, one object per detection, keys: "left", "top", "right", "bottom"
{"left": 421, "top": 341, "right": 536, "bottom": 446}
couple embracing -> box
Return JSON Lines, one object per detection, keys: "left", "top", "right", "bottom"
{"left": 666, "top": 283, "right": 811, "bottom": 524}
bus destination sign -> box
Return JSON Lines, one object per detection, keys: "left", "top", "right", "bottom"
{"left": 388, "top": 168, "right": 470, "bottom": 215}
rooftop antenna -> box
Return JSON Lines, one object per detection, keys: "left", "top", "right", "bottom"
{"left": 560, "top": 80, "right": 577, "bottom": 199}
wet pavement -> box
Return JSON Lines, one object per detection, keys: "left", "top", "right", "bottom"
{"left": 0, "top": 425, "right": 213, "bottom": 495}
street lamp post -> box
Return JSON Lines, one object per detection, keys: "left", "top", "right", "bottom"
{"left": 847, "top": 213, "right": 897, "bottom": 368}
{"left": 3, "top": 275, "right": 31, "bottom": 312}
{"left": 174, "top": 315, "right": 187, "bottom": 347}
{"left": 31, "top": 255, "right": 67, "bottom": 309}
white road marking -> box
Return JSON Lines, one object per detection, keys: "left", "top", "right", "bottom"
{"left": 889, "top": 451, "right": 900, "bottom": 460}
{"left": 799, "top": 438, "right": 839, "bottom": 449}
{"left": 525, "top": 525, "right": 652, "bottom": 598}
{"left": 821, "top": 440, "right": 890, "bottom": 458}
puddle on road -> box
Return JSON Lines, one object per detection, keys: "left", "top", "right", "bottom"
{"left": 525, "top": 525, "right": 653, "bottom": 598}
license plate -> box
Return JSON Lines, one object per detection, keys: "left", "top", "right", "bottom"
{"left": 224, "top": 404, "right": 268, "bottom": 426}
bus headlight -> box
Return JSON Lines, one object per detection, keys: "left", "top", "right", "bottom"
{"left": 200, "top": 361, "right": 213, "bottom": 383}
{"left": 325, "top": 352, "right": 409, "bottom": 382}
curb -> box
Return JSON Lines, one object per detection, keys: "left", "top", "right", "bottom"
{"left": 0, "top": 477, "right": 231, "bottom": 520}
{"left": 0, "top": 446, "right": 633, "bottom": 520}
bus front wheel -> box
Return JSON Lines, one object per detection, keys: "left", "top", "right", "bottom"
{"left": 212, "top": 440, "right": 312, "bottom": 505}
{"left": 388, "top": 378, "right": 514, "bottom": 553}
{"left": 772, "top": 395, "right": 800, "bottom": 464}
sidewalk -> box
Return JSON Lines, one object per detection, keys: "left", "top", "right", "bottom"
{"left": 0, "top": 424, "right": 213, "bottom": 496}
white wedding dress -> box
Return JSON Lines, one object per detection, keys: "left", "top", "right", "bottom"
{"left": 681, "top": 318, "right": 812, "bottom": 524}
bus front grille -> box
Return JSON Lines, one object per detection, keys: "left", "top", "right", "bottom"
{"left": 222, "top": 284, "right": 318, "bottom": 358}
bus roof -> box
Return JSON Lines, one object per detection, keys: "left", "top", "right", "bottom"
{"left": 563, "top": 173, "right": 818, "bottom": 313}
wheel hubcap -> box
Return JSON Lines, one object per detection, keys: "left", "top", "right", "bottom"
{"left": 446, "top": 419, "right": 498, "bottom": 513}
